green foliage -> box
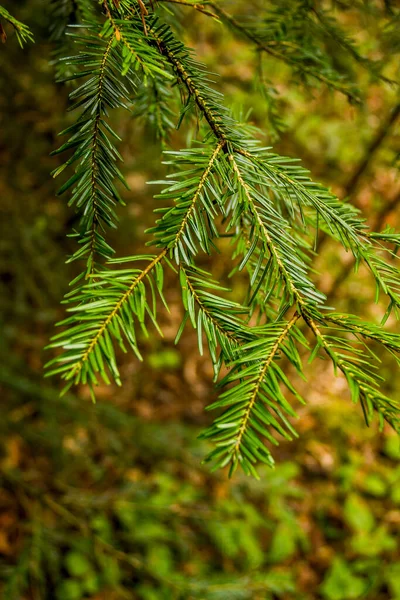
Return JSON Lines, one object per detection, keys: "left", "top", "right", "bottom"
{"left": 343, "top": 493, "right": 375, "bottom": 532}
{"left": 27, "top": 0, "right": 400, "bottom": 475}
{"left": 1, "top": 372, "right": 399, "bottom": 599}
{"left": 0, "top": 5, "right": 34, "bottom": 46}
{"left": 2, "top": 2, "right": 400, "bottom": 598}
{"left": 321, "top": 557, "right": 367, "bottom": 600}
{"left": 45, "top": 253, "right": 169, "bottom": 388}
{"left": 208, "top": 0, "right": 391, "bottom": 104}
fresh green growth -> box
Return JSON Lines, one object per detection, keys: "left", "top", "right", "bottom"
{"left": 38, "top": 0, "right": 400, "bottom": 476}
{"left": 0, "top": 5, "right": 34, "bottom": 46}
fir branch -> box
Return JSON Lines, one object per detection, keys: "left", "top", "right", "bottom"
{"left": 229, "top": 152, "right": 325, "bottom": 310}
{"left": 206, "top": 2, "right": 361, "bottom": 103}
{"left": 147, "top": 142, "right": 227, "bottom": 261}
{"left": 46, "top": 1, "right": 400, "bottom": 475}
{"left": 201, "top": 313, "right": 304, "bottom": 477}
{"left": 145, "top": 26, "right": 400, "bottom": 464}
{"left": 323, "top": 312, "right": 400, "bottom": 359}
{"left": 133, "top": 72, "right": 177, "bottom": 144}
{"left": 231, "top": 312, "right": 301, "bottom": 462}
{"left": 0, "top": 5, "right": 34, "bottom": 46}
{"left": 45, "top": 251, "right": 167, "bottom": 391}
{"left": 52, "top": 30, "right": 134, "bottom": 275}
{"left": 47, "top": 141, "right": 226, "bottom": 389}
{"left": 178, "top": 264, "right": 253, "bottom": 377}
{"left": 143, "top": 19, "right": 398, "bottom": 313}
{"left": 303, "top": 309, "right": 400, "bottom": 433}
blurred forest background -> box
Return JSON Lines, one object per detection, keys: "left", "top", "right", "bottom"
{"left": 0, "top": 1, "right": 400, "bottom": 599}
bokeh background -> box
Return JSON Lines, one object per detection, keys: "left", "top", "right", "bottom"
{"left": 0, "top": 1, "right": 400, "bottom": 599}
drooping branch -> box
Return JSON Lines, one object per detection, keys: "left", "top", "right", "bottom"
{"left": 45, "top": 1, "right": 400, "bottom": 475}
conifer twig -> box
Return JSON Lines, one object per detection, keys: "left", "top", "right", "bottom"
{"left": 46, "top": 2, "right": 400, "bottom": 475}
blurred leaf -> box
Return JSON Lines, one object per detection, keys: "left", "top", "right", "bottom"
{"left": 391, "top": 482, "right": 400, "bottom": 505}
{"left": 147, "top": 544, "right": 174, "bottom": 577}
{"left": 83, "top": 572, "right": 100, "bottom": 594}
{"left": 148, "top": 349, "right": 181, "bottom": 370}
{"left": 321, "top": 557, "right": 367, "bottom": 600}
{"left": 343, "top": 493, "right": 375, "bottom": 532}
{"left": 386, "top": 563, "right": 400, "bottom": 599}
{"left": 56, "top": 580, "right": 82, "bottom": 600}
{"left": 351, "top": 525, "right": 397, "bottom": 557}
{"left": 269, "top": 523, "right": 297, "bottom": 563}
{"left": 64, "top": 552, "right": 91, "bottom": 578}
{"left": 101, "top": 556, "right": 121, "bottom": 586}
{"left": 384, "top": 435, "right": 400, "bottom": 460}
{"left": 361, "top": 474, "right": 387, "bottom": 497}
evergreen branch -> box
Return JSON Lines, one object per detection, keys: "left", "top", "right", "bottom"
{"left": 145, "top": 19, "right": 237, "bottom": 142}
{"left": 303, "top": 309, "right": 400, "bottom": 433}
{"left": 143, "top": 21, "right": 328, "bottom": 313}
{"left": 45, "top": 251, "right": 167, "bottom": 391}
{"left": 144, "top": 21, "right": 400, "bottom": 315}
{"left": 0, "top": 5, "right": 34, "bottom": 46}
{"left": 323, "top": 313, "right": 400, "bottom": 359}
{"left": 229, "top": 153, "right": 325, "bottom": 309}
{"left": 232, "top": 312, "right": 300, "bottom": 462}
{"left": 133, "top": 72, "right": 177, "bottom": 145}
{"left": 47, "top": 141, "right": 225, "bottom": 389}
{"left": 178, "top": 265, "right": 253, "bottom": 377}
{"left": 52, "top": 30, "right": 135, "bottom": 274}
{"left": 147, "top": 142, "right": 226, "bottom": 261}
{"left": 46, "top": 2, "right": 400, "bottom": 475}
{"left": 201, "top": 313, "right": 304, "bottom": 477}
{"left": 207, "top": 2, "right": 361, "bottom": 102}
{"left": 142, "top": 21, "right": 400, "bottom": 317}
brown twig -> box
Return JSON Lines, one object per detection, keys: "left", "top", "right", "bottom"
{"left": 158, "top": 0, "right": 218, "bottom": 18}
{"left": 316, "top": 100, "right": 400, "bottom": 255}
{"left": 344, "top": 102, "right": 400, "bottom": 197}
{"left": 137, "top": 0, "right": 149, "bottom": 35}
